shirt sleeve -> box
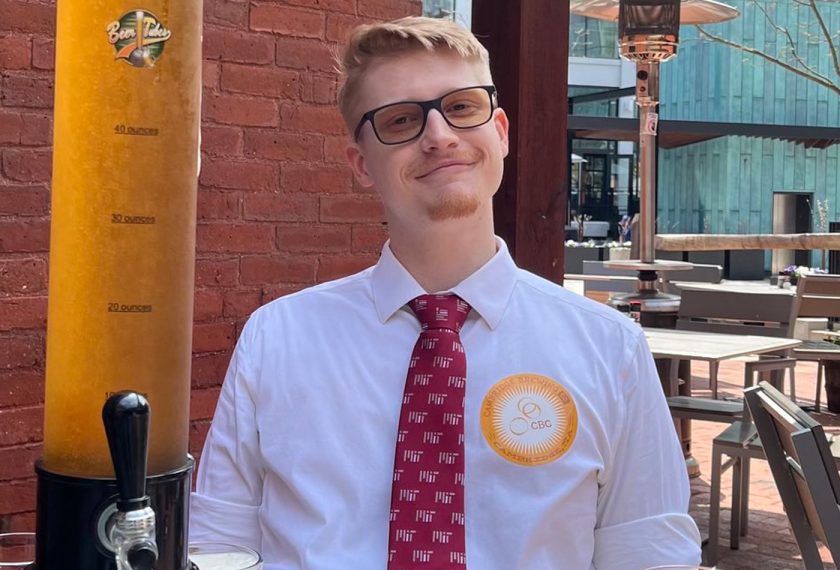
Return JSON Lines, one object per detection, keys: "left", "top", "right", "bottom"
{"left": 592, "top": 331, "right": 702, "bottom": 569}
{"left": 190, "top": 321, "right": 264, "bottom": 553}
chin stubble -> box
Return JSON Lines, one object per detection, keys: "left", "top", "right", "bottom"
{"left": 426, "top": 192, "right": 482, "bottom": 221}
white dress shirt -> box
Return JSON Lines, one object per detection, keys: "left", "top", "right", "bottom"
{"left": 190, "top": 239, "right": 701, "bottom": 569}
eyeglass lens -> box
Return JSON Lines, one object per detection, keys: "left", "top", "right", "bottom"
{"left": 372, "top": 87, "right": 493, "bottom": 144}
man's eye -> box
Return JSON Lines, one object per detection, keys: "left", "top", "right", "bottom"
{"left": 446, "top": 101, "right": 479, "bottom": 115}
{"left": 381, "top": 114, "right": 420, "bottom": 131}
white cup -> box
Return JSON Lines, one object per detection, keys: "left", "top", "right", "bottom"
{"left": 645, "top": 566, "right": 716, "bottom": 570}
{"left": 0, "top": 533, "right": 36, "bottom": 568}
{"left": 189, "top": 542, "right": 263, "bottom": 570}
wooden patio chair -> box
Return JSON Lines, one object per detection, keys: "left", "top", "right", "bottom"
{"left": 672, "top": 288, "right": 796, "bottom": 564}
{"left": 676, "top": 287, "right": 797, "bottom": 399}
{"left": 789, "top": 273, "right": 840, "bottom": 412}
{"left": 704, "top": 382, "right": 840, "bottom": 567}
{"left": 743, "top": 382, "right": 840, "bottom": 569}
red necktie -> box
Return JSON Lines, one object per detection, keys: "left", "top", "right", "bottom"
{"left": 388, "top": 294, "right": 470, "bottom": 569}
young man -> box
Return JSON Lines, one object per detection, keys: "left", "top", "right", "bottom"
{"left": 190, "top": 16, "right": 701, "bottom": 569}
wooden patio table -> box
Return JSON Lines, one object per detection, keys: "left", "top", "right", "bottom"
{"left": 642, "top": 328, "right": 802, "bottom": 476}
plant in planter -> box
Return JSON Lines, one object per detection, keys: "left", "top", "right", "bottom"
{"left": 605, "top": 240, "right": 631, "bottom": 260}
{"left": 617, "top": 215, "right": 632, "bottom": 243}
{"left": 779, "top": 265, "right": 827, "bottom": 287}
{"left": 573, "top": 213, "right": 592, "bottom": 243}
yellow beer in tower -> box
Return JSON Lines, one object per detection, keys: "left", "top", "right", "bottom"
{"left": 44, "top": 0, "right": 201, "bottom": 477}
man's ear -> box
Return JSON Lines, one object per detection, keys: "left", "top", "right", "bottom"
{"left": 493, "top": 108, "right": 510, "bottom": 159}
{"left": 346, "top": 142, "right": 374, "bottom": 188}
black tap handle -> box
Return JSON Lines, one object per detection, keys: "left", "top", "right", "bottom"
{"left": 103, "top": 391, "right": 151, "bottom": 512}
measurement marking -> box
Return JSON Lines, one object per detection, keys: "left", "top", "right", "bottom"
{"left": 107, "top": 303, "right": 153, "bottom": 313}
{"left": 114, "top": 124, "right": 159, "bottom": 137}
{"left": 112, "top": 213, "right": 156, "bottom": 224}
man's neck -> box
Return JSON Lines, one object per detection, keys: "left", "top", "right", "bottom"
{"left": 388, "top": 209, "right": 498, "bottom": 294}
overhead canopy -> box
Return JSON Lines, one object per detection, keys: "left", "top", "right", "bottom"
{"left": 568, "top": 115, "right": 840, "bottom": 149}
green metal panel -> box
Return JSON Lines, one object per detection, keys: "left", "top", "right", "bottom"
{"left": 657, "top": 0, "right": 840, "bottom": 250}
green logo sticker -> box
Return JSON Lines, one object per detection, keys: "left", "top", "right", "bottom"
{"left": 106, "top": 10, "right": 171, "bottom": 68}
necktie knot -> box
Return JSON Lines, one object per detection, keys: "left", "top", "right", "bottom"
{"left": 408, "top": 294, "right": 470, "bottom": 333}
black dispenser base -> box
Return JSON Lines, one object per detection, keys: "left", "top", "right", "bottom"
{"left": 33, "top": 457, "right": 194, "bottom": 570}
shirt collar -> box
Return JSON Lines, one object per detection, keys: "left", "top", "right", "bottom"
{"left": 370, "top": 237, "right": 517, "bottom": 330}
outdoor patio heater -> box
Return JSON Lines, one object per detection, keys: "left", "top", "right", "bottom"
{"left": 569, "top": 0, "right": 739, "bottom": 326}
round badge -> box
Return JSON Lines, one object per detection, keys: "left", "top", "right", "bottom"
{"left": 480, "top": 373, "right": 578, "bottom": 466}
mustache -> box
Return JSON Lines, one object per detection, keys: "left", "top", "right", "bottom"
{"left": 410, "top": 151, "right": 482, "bottom": 179}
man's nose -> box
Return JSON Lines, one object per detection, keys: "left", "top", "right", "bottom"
{"left": 420, "top": 109, "right": 459, "bottom": 150}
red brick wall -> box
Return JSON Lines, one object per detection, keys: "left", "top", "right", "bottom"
{"left": 0, "top": 0, "right": 420, "bottom": 532}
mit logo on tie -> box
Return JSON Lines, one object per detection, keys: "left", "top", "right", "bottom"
{"left": 420, "top": 338, "right": 439, "bottom": 350}
{"left": 408, "top": 411, "right": 428, "bottom": 424}
{"left": 419, "top": 470, "right": 439, "bottom": 483}
{"left": 450, "top": 552, "right": 467, "bottom": 564}
{"left": 403, "top": 449, "right": 423, "bottom": 463}
{"left": 442, "top": 412, "right": 461, "bottom": 426}
{"left": 413, "top": 373, "right": 432, "bottom": 386}
{"left": 438, "top": 451, "right": 458, "bottom": 465}
{"left": 415, "top": 509, "right": 436, "bottom": 523}
{"left": 435, "top": 491, "right": 455, "bottom": 504}
{"left": 399, "top": 489, "right": 419, "bottom": 502}
{"left": 423, "top": 431, "right": 443, "bottom": 444}
{"left": 428, "top": 392, "right": 447, "bottom": 405}
{"left": 412, "top": 550, "right": 434, "bottom": 563}
{"left": 447, "top": 376, "right": 465, "bottom": 388}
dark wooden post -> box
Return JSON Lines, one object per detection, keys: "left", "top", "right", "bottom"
{"left": 472, "top": 0, "right": 570, "bottom": 283}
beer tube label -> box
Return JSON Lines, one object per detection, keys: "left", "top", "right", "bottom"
{"left": 106, "top": 10, "right": 171, "bottom": 68}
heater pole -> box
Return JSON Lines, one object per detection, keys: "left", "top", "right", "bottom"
{"left": 636, "top": 61, "right": 659, "bottom": 265}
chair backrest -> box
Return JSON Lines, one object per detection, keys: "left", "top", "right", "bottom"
{"left": 744, "top": 382, "right": 840, "bottom": 569}
{"left": 676, "top": 287, "right": 794, "bottom": 337}
{"left": 792, "top": 274, "right": 840, "bottom": 321}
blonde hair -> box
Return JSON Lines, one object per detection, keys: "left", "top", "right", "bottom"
{"left": 336, "top": 16, "right": 493, "bottom": 130}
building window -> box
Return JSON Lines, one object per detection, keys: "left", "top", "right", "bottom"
{"left": 423, "top": 0, "right": 455, "bottom": 18}
{"left": 570, "top": 15, "right": 619, "bottom": 59}
{"left": 422, "top": 0, "right": 472, "bottom": 28}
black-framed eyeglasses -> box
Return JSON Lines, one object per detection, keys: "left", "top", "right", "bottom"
{"left": 353, "top": 85, "right": 498, "bottom": 145}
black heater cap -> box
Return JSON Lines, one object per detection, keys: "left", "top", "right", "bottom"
{"left": 619, "top": 0, "right": 681, "bottom": 36}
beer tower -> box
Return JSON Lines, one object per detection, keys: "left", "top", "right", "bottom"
{"left": 34, "top": 0, "right": 202, "bottom": 567}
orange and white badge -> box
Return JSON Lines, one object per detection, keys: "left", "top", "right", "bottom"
{"left": 480, "top": 373, "right": 578, "bottom": 466}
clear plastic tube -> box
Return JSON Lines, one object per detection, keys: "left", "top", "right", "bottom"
{"left": 43, "top": 0, "right": 201, "bottom": 477}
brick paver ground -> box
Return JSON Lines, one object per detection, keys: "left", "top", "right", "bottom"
{"left": 685, "top": 359, "right": 838, "bottom": 570}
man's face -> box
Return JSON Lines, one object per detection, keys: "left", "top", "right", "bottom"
{"left": 346, "top": 50, "right": 509, "bottom": 227}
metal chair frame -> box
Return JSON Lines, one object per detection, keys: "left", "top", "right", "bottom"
{"left": 744, "top": 382, "right": 840, "bottom": 569}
